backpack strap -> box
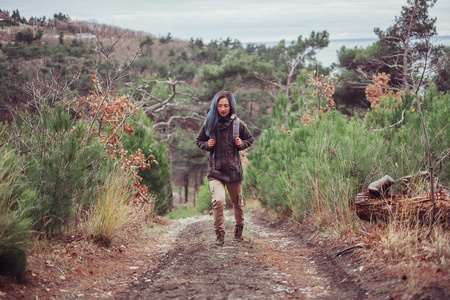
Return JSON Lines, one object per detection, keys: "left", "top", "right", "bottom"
{"left": 233, "top": 117, "right": 241, "bottom": 173}
{"left": 233, "top": 117, "right": 240, "bottom": 140}
{"left": 210, "top": 130, "right": 216, "bottom": 170}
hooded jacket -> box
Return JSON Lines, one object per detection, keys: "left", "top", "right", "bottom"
{"left": 196, "top": 114, "right": 254, "bottom": 184}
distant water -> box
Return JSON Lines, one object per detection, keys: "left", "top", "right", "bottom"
{"left": 254, "top": 36, "right": 450, "bottom": 67}
{"left": 316, "top": 38, "right": 380, "bottom": 67}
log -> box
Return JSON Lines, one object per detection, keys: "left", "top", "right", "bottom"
{"left": 399, "top": 171, "right": 430, "bottom": 185}
{"left": 399, "top": 171, "right": 439, "bottom": 192}
{"left": 355, "top": 187, "right": 450, "bottom": 225}
{"left": 368, "top": 175, "right": 395, "bottom": 197}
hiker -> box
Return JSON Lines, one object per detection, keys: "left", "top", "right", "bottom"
{"left": 196, "top": 91, "right": 254, "bottom": 246}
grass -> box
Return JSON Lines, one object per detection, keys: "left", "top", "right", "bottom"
{"left": 357, "top": 220, "right": 450, "bottom": 295}
{"left": 245, "top": 197, "right": 262, "bottom": 210}
{"left": 88, "top": 170, "right": 133, "bottom": 246}
{"left": 168, "top": 205, "right": 201, "bottom": 220}
{"left": 359, "top": 221, "right": 450, "bottom": 296}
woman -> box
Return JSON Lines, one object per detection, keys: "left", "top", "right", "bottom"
{"left": 196, "top": 91, "right": 254, "bottom": 246}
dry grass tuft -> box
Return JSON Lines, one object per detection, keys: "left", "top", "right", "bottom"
{"left": 88, "top": 171, "right": 134, "bottom": 247}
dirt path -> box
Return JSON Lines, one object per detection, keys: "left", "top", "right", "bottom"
{"left": 108, "top": 210, "right": 366, "bottom": 300}
{"left": 3, "top": 208, "right": 448, "bottom": 299}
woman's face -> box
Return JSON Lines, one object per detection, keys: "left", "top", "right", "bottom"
{"left": 217, "top": 97, "right": 230, "bottom": 117}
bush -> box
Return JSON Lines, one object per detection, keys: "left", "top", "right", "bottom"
{"left": 0, "top": 147, "right": 32, "bottom": 279}
{"left": 5, "top": 104, "right": 106, "bottom": 236}
{"left": 245, "top": 82, "right": 450, "bottom": 230}
{"left": 365, "top": 85, "right": 450, "bottom": 185}
{"left": 121, "top": 111, "right": 172, "bottom": 215}
{"left": 246, "top": 111, "right": 387, "bottom": 226}
{"left": 196, "top": 177, "right": 212, "bottom": 213}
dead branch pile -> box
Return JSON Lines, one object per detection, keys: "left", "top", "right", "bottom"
{"left": 355, "top": 172, "right": 450, "bottom": 225}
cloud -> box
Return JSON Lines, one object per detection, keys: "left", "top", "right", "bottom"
{"left": 2, "top": 0, "right": 449, "bottom": 42}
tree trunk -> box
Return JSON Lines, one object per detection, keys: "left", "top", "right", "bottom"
{"left": 184, "top": 173, "right": 189, "bottom": 203}
{"left": 193, "top": 171, "right": 199, "bottom": 207}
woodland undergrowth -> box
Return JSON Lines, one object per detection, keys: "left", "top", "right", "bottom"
{"left": 243, "top": 72, "right": 450, "bottom": 274}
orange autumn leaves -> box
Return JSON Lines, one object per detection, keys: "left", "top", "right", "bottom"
{"left": 77, "top": 71, "right": 156, "bottom": 204}
{"left": 365, "top": 72, "right": 402, "bottom": 110}
{"left": 301, "top": 73, "right": 337, "bottom": 125}
{"left": 300, "top": 72, "right": 403, "bottom": 125}
{"left": 77, "top": 71, "right": 137, "bottom": 146}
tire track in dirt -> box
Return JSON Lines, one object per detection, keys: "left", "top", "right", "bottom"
{"left": 116, "top": 210, "right": 366, "bottom": 299}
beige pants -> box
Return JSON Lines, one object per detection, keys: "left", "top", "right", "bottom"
{"left": 209, "top": 179, "right": 244, "bottom": 232}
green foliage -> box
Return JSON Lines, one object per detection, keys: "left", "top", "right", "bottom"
{"left": 246, "top": 77, "right": 449, "bottom": 228}
{"left": 13, "top": 28, "right": 44, "bottom": 45}
{"left": 53, "top": 12, "right": 70, "bottom": 21}
{"left": 246, "top": 111, "right": 388, "bottom": 225}
{"left": 159, "top": 32, "right": 173, "bottom": 44}
{"left": 140, "top": 36, "right": 154, "bottom": 49}
{"left": 374, "top": 0, "right": 437, "bottom": 42}
{"left": 366, "top": 85, "right": 450, "bottom": 183}
{"left": 121, "top": 111, "right": 172, "bottom": 215}
{"left": 9, "top": 104, "right": 106, "bottom": 236}
{"left": 168, "top": 206, "right": 200, "bottom": 220}
{"left": 335, "top": 41, "right": 393, "bottom": 107}
{"left": 166, "top": 48, "right": 197, "bottom": 80}
{"left": 34, "top": 29, "right": 43, "bottom": 41}
{"left": 196, "top": 177, "right": 212, "bottom": 213}
{"left": 282, "top": 31, "right": 329, "bottom": 60}
{"left": 15, "top": 29, "right": 35, "bottom": 45}
{"left": 198, "top": 49, "right": 255, "bottom": 96}
{"left": 0, "top": 39, "right": 94, "bottom": 106}
{"left": 234, "top": 89, "right": 271, "bottom": 135}
{"left": 2, "top": 42, "right": 44, "bottom": 60}
{"left": 0, "top": 147, "right": 33, "bottom": 278}
{"left": 189, "top": 37, "right": 204, "bottom": 50}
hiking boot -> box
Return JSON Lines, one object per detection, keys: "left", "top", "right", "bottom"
{"left": 215, "top": 230, "right": 225, "bottom": 246}
{"left": 234, "top": 225, "right": 244, "bottom": 241}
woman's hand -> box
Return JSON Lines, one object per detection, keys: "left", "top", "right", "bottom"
{"left": 208, "top": 139, "right": 216, "bottom": 148}
{"left": 235, "top": 137, "right": 242, "bottom": 148}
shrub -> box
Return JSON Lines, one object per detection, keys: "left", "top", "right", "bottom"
{"left": 0, "top": 147, "right": 32, "bottom": 279}
{"left": 6, "top": 104, "right": 106, "bottom": 236}
{"left": 365, "top": 84, "right": 450, "bottom": 185}
{"left": 121, "top": 111, "right": 172, "bottom": 215}
{"left": 196, "top": 177, "right": 212, "bottom": 213}
{"left": 246, "top": 77, "right": 449, "bottom": 231}
{"left": 246, "top": 111, "right": 387, "bottom": 227}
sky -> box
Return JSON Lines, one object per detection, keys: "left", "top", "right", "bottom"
{"left": 2, "top": 0, "right": 450, "bottom": 43}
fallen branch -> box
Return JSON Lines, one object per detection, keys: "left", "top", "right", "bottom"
{"left": 371, "top": 109, "right": 406, "bottom": 132}
{"left": 335, "top": 243, "right": 370, "bottom": 257}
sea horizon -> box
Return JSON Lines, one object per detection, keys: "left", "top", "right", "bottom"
{"left": 245, "top": 35, "right": 450, "bottom": 67}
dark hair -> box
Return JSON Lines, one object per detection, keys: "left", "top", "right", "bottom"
{"left": 204, "top": 91, "right": 236, "bottom": 137}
